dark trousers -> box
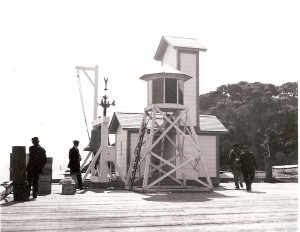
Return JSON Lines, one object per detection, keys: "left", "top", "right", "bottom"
{"left": 242, "top": 171, "right": 255, "bottom": 190}
{"left": 27, "top": 172, "right": 40, "bottom": 197}
{"left": 232, "top": 167, "right": 243, "bottom": 187}
{"left": 70, "top": 168, "right": 83, "bottom": 189}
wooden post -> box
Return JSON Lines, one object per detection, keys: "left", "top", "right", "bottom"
{"left": 142, "top": 108, "right": 157, "bottom": 190}
{"left": 11, "top": 146, "right": 27, "bottom": 183}
{"left": 99, "top": 116, "right": 110, "bottom": 182}
{"left": 264, "top": 156, "right": 272, "bottom": 181}
{"left": 94, "top": 65, "right": 99, "bottom": 120}
{"left": 11, "top": 146, "right": 29, "bottom": 201}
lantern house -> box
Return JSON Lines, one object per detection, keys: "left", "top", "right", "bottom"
{"left": 142, "top": 65, "right": 190, "bottom": 106}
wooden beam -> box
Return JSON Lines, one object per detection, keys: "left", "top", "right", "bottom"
{"left": 114, "top": 162, "right": 125, "bottom": 182}
{"left": 142, "top": 107, "right": 183, "bottom": 156}
{"left": 135, "top": 154, "right": 179, "bottom": 183}
{"left": 156, "top": 107, "right": 200, "bottom": 152}
{"left": 143, "top": 108, "right": 157, "bottom": 190}
{"left": 75, "top": 66, "right": 96, "bottom": 71}
{"left": 80, "top": 151, "right": 92, "bottom": 171}
{"left": 82, "top": 69, "right": 95, "bottom": 87}
{"left": 147, "top": 152, "right": 212, "bottom": 190}
{"left": 82, "top": 147, "right": 102, "bottom": 182}
{"left": 150, "top": 152, "right": 213, "bottom": 190}
{"left": 149, "top": 163, "right": 183, "bottom": 186}
{"left": 175, "top": 111, "right": 186, "bottom": 186}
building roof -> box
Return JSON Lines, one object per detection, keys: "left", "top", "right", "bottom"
{"left": 139, "top": 64, "right": 192, "bottom": 82}
{"left": 154, "top": 36, "right": 207, "bottom": 61}
{"left": 109, "top": 112, "right": 228, "bottom": 135}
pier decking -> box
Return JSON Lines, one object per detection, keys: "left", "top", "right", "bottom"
{"left": 1, "top": 182, "right": 298, "bottom": 231}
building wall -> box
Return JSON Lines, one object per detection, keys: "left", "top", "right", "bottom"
{"left": 176, "top": 135, "right": 217, "bottom": 179}
{"left": 162, "top": 45, "right": 177, "bottom": 68}
{"left": 160, "top": 46, "right": 199, "bottom": 127}
{"left": 123, "top": 130, "right": 217, "bottom": 181}
{"left": 115, "top": 126, "right": 128, "bottom": 176}
{"left": 179, "top": 52, "right": 198, "bottom": 127}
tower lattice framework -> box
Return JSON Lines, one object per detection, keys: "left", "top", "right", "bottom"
{"left": 125, "top": 104, "right": 214, "bottom": 192}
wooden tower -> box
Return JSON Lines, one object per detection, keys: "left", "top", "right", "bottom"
{"left": 125, "top": 64, "right": 213, "bottom": 192}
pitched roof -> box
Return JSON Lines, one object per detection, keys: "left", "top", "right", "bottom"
{"left": 109, "top": 112, "right": 228, "bottom": 134}
{"left": 139, "top": 64, "right": 192, "bottom": 81}
{"left": 154, "top": 36, "right": 207, "bottom": 61}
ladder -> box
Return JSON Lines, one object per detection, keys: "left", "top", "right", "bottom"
{"left": 128, "top": 122, "right": 147, "bottom": 190}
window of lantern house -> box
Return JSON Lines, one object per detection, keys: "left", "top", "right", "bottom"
{"left": 151, "top": 78, "right": 184, "bottom": 104}
{"left": 152, "top": 78, "right": 164, "bottom": 103}
{"left": 165, "top": 78, "right": 177, "bottom": 103}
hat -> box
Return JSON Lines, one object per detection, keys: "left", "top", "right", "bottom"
{"left": 32, "top": 137, "right": 39, "bottom": 142}
{"left": 232, "top": 143, "right": 240, "bottom": 147}
{"left": 243, "top": 145, "right": 249, "bottom": 149}
{"left": 73, "top": 140, "right": 79, "bottom": 143}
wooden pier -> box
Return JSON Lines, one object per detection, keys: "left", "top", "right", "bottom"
{"left": 1, "top": 182, "right": 298, "bottom": 231}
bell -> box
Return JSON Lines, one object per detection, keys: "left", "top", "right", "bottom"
{"left": 84, "top": 126, "right": 101, "bottom": 152}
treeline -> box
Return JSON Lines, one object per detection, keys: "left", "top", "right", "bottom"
{"left": 199, "top": 81, "right": 298, "bottom": 170}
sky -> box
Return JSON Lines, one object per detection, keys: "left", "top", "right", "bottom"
{"left": 0, "top": 0, "right": 299, "bottom": 182}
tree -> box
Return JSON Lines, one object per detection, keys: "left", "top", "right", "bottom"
{"left": 199, "top": 82, "right": 298, "bottom": 170}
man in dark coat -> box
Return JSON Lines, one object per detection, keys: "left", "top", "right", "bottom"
{"left": 68, "top": 140, "right": 83, "bottom": 189}
{"left": 238, "top": 145, "right": 258, "bottom": 191}
{"left": 229, "top": 143, "right": 243, "bottom": 189}
{"left": 26, "top": 137, "right": 47, "bottom": 199}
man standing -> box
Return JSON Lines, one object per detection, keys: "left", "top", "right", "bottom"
{"left": 239, "top": 145, "right": 258, "bottom": 191}
{"left": 68, "top": 140, "right": 83, "bottom": 190}
{"left": 26, "top": 137, "right": 47, "bottom": 199}
{"left": 229, "top": 143, "right": 243, "bottom": 189}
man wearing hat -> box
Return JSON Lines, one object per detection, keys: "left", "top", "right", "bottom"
{"left": 26, "top": 137, "right": 47, "bottom": 199}
{"left": 238, "top": 145, "right": 258, "bottom": 191}
{"left": 229, "top": 143, "right": 243, "bottom": 189}
{"left": 68, "top": 140, "right": 83, "bottom": 190}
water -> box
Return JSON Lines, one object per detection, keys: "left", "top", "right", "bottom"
{"left": 0, "top": 160, "right": 68, "bottom": 184}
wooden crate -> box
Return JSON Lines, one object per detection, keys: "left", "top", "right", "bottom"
{"left": 62, "top": 184, "right": 75, "bottom": 195}
{"left": 38, "top": 181, "right": 51, "bottom": 195}
{"left": 39, "top": 157, "right": 53, "bottom": 182}
{"left": 39, "top": 175, "right": 52, "bottom": 182}
{"left": 63, "top": 174, "right": 76, "bottom": 181}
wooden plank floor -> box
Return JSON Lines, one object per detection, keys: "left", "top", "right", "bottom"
{"left": 1, "top": 182, "right": 298, "bottom": 232}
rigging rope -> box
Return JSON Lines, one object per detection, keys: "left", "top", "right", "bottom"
{"left": 77, "top": 72, "right": 91, "bottom": 140}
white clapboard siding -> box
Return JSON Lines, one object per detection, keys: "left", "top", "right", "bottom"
{"left": 176, "top": 135, "right": 216, "bottom": 179}
{"left": 198, "top": 135, "right": 216, "bottom": 177}
{"left": 180, "top": 53, "right": 197, "bottom": 126}
{"left": 162, "top": 45, "right": 177, "bottom": 68}
{"left": 115, "top": 126, "right": 127, "bottom": 175}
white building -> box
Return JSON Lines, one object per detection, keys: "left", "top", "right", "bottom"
{"left": 109, "top": 36, "right": 228, "bottom": 188}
